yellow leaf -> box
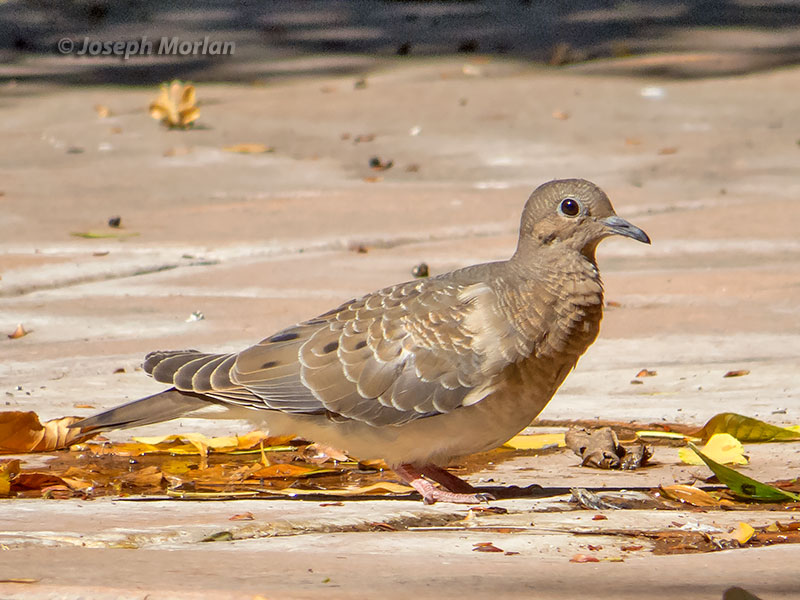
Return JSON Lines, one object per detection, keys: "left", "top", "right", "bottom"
{"left": 658, "top": 484, "right": 720, "bottom": 507}
{"left": 1, "top": 459, "right": 21, "bottom": 496}
{"left": 503, "top": 432, "right": 565, "bottom": 450}
{"left": 689, "top": 413, "right": 800, "bottom": 442}
{"left": 275, "top": 481, "right": 414, "bottom": 497}
{"left": 149, "top": 80, "right": 199, "bottom": 128}
{"left": 734, "top": 522, "right": 756, "bottom": 544}
{"left": 678, "top": 433, "right": 748, "bottom": 466}
{"left": 222, "top": 143, "right": 274, "bottom": 154}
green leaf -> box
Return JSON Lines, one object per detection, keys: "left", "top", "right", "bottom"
{"left": 687, "top": 442, "right": 800, "bottom": 502}
{"left": 689, "top": 413, "right": 800, "bottom": 443}
{"left": 71, "top": 231, "right": 139, "bottom": 239}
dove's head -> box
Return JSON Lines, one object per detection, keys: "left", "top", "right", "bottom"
{"left": 515, "top": 178, "right": 649, "bottom": 260}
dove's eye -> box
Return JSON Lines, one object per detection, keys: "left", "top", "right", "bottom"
{"left": 558, "top": 198, "right": 581, "bottom": 217}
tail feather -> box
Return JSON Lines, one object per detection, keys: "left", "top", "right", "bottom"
{"left": 72, "top": 388, "right": 212, "bottom": 434}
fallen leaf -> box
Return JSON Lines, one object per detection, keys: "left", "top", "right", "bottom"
{"left": 592, "top": 514, "right": 608, "bottom": 521}
{"left": 503, "top": 432, "right": 565, "bottom": 450}
{"left": 229, "top": 512, "right": 255, "bottom": 521}
{"left": 473, "top": 542, "right": 504, "bottom": 553}
{"left": 363, "top": 176, "right": 383, "bottom": 183}
{"left": 94, "top": 104, "right": 111, "bottom": 118}
{"left": 250, "top": 463, "right": 328, "bottom": 479}
{"left": 302, "top": 442, "right": 350, "bottom": 464}
{"left": 201, "top": 531, "right": 234, "bottom": 542}
{"left": 7, "top": 324, "right": 29, "bottom": 339}
{"left": 0, "top": 459, "right": 20, "bottom": 496}
{"left": 733, "top": 522, "right": 756, "bottom": 544}
{"left": 688, "top": 413, "right": 800, "bottom": 443}
{"left": 659, "top": 484, "right": 720, "bottom": 507}
{"left": 222, "top": 143, "right": 274, "bottom": 154}
{"left": 723, "top": 369, "right": 750, "bottom": 378}
{"left": 636, "top": 369, "right": 657, "bottom": 377}
{"left": 621, "top": 545, "right": 644, "bottom": 551}
{"left": 0, "top": 411, "right": 92, "bottom": 453}
{"left": 271, "top": 481, "right": 413, "bottom": 497}
{"left": 70, "top": 231, "right": 139, "bottom": 239}
{"left": 149, "top": 80, "right": 199, "bottom": 129}
{"left": 0, "top": 578, "right": 39, "bottom": 584}
{"left": 687, "top": 442, "right": 800, "bottom": 502}
{"left": 679, "top": 433, "right": 748, "bottom": 466}
{"left": 551, "top": 110, "right": 570, "bottom": 120}
{"left": 570, "top": 554, "right": 600, "bottom": 563}
{"left": 658, "top": 147, "right": 678, "bottom": 155}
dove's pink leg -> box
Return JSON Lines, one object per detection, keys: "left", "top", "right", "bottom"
{"left": 419, "top": 465, "right": 477, "bottom": 494}
{"left": 393, "top": 464, "right": 493, "bottom": 504}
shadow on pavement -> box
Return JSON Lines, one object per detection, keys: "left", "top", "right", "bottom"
{"left": 2, "top": 0, "right": 800, "bottom": 85}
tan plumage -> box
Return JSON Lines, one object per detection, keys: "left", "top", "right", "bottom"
{"left": 75, "top": 179, "right": 649, "bottom": 503}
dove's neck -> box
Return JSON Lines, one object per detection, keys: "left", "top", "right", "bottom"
{"left": 504, "top": 246, "right": 605, "bottom": 356}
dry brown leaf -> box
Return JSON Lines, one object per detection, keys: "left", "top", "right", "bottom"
{"left": 473, "top": 542, "right": 504, "bottom": 553}
{"left": 222, "top": 143, "right": 274, "bottom": 154}
{"left": 570, "top": 554, "right": 600, "bottom": 563}
{"left": 229, "top": 512, "right": 255, "bottom": 521}
{"left": 149, "top": 80, "right": 199, "bottom": 129}
{"left": 0, "top": 411, "right": 92, "bottom": 454}
{"left": 723, "top": 369, "right": 750, "bottom": 378}
{"left": 658, "top": 147, "right": 678, "bottom": 155}
{"left": 636, "top": 369, "right": 657, "bottom": 377}
{"left": 8, "top": 323, "right": 29, "bottom": 339}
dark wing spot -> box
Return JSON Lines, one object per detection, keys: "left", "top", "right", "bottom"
{"left": 323, "top": 341, "right": 339, "bottom": 353}
{"left": 269, "top": 331, "right": 300, "bottom": 343}
{"left": 355, "top": 340, "right": 367, "bottom": 350}
{"left": 261, "top": 361, "right": 278, "bottom": 369}
{"left": 305, "top": 319, "right": 326, "bottom": 325}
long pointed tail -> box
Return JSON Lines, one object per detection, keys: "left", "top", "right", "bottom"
{"left": 72, "top": 388, "right": 212, "bottom": 434}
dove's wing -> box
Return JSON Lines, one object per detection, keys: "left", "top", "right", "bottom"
{"left": 144, "top": 270, "right": 533, "bottom": 426}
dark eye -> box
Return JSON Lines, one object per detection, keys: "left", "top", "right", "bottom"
{"left": 559, "top": 198, "right": 581, "bottom": 217}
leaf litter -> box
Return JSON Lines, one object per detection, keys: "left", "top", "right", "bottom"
{"left": 2, "top": 410, "right": 800, "bottom": 556}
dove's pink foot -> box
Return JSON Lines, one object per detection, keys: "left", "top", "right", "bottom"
{"left": 394, "top": 464, "right": 493, "bottom": 504}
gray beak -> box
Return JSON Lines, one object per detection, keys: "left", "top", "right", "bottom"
{"left": 601, "top": 215, "right": 651, "bottom": 244}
